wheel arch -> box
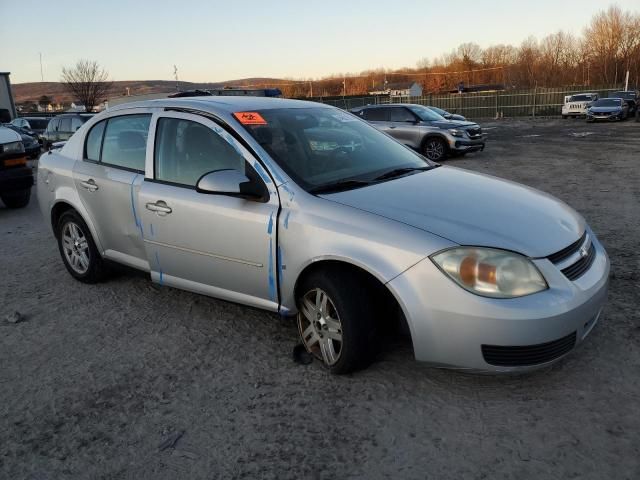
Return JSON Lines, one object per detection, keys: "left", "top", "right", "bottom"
{"left": 49, "top": 198, "right": 104, "bottom": 254}
{"left": 420, "top": 133, "right": 450, "bottom": 153}
{"left": 292, "top": 258, "right": 411, "bottom": 339}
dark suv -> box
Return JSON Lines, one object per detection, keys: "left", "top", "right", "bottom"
{"left": 41, "top": 113, "right": 94, "bottom": 149}
{"left": 351, "top": 104, "right": 484, "bottom": 161}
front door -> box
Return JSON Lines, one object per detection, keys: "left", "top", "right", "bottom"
{"left": 138, "top": 112, "right": 279, "bottom": 310}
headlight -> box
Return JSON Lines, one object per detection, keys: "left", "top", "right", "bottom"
{"left": 448, "top": 129, "right": 465, "bottom": 137}
{"left": 431, "top": 247, "right": 547, "bottom": 298}
{"left": 2, "top": 141, "right": 25, "bottom": 154}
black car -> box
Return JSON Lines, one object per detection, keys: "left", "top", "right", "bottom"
{"left": 426, "top": 106, "right": 467, "bottom": 121}
{"left": 41, "top": 113, "right": 94, "bottom": 149}
{"left": 10, "top": 116, "right": 50, "bottom": 140}
{"left": 0, "top": 126, "right": 33, "bottom": 208}
{"left": 2, "top": 124, "right": 41, "bottom": 159}
{"left": 608, "top": 91, "right": 637, "bottom": 116}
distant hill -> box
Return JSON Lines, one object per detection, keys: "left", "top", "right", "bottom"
{"left": 12, "top": 78, "right": 289, "bottom": 104}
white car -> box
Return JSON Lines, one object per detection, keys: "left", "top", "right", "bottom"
{"left": 562, "top": 93, "right": 598, "bottom": 118}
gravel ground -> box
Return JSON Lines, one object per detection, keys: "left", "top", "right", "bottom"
{"left": 1, "top": 118, "right": 639, "bottom": 479}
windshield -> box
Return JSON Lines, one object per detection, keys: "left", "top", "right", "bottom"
{"left": 239, "top": 107, "right": 434, "bottom": 191}
{"left": 593, "top": 99, "right": 622, "bottom": 107}
{"left": 407, "top": 105, "right": 446, "bottom": 122}
{"left": 569, "top": 95, "right": 592, "bottom": 102}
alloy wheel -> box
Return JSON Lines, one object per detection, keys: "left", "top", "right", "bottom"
{"left": 425, "top": 139, "right": 445, "bottom": 160}
{"left": 61, "top": 221, "right": 90, "bottom": 274}
{"left": 298, "top": 288, "right": 344, "bottom": 366}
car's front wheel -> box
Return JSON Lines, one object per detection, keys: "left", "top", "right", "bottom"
{"left": 297, "top": 269, "right": 378, "bottom": 374}
{"left": 56, "top": 210, "right": 107, "bottom": 283}
{"left": 1, "top": 188, "right": 31, "bottom": 208}
{"left": 423, "top": 137, "right": 447, "bottom": 161}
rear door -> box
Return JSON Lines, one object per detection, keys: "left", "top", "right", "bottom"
{"left": 72, "top": 110, "right": 153, "bottom": 270}
{"left": 138, "top": 111, "right": 279, "bottom": 310}
{"left": 363, "top": 107, "right": 392, "bottom": 135}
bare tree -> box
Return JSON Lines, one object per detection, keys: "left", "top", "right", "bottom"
{"left": 61, "top": 60, "right": 112, "bottom": 112}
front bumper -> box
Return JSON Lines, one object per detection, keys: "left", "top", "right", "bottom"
{"left": 587, "top": 111, "right": 623, "bottom": 121}
{"left": 387, "top": 230, "right": 609, "bottom": 372}
{"left": 449, "top": 137, "right": 485, "bottom": 153}
{"left": 0, "top": 165, "right": 34, "bottom": 193}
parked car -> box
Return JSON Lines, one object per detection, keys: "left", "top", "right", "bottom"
{"left": 0, "top": 126, "right": 33, "bottom": 208}
{"left": 586, "top": 98, "right": 629, "bottom": 122}
{"left": 561, "top": 93, "right": 598, "bottom": 118}
{"left": 426, "top": 106, "right": 466, "bottom": 121}
{"left": 10, "top": 116, "right": 50, "bottom": 140}
{"left": 608, "top": 91, "right": 637, "bottom": 116}
{"left": 2, "top": 124, "right": 41, "bottom": 158}
{"left": 351, "top": 103, "right": 484, "bottom": 161}
{"left": 41, "top": 113, "right": 93, "bottom": 149}
{"left": 37, "top": 97, "right": 609, "bottom": 374}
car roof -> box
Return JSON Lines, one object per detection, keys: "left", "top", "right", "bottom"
{"left": 107, "top": 96, "right": 331, "bottom": 115}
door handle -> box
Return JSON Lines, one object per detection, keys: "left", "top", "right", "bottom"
{"left": 80, "top": 179, "right": 99, "bottom": 192}
{"left": 146, "top": 201, "right": 172, "bottom": 215}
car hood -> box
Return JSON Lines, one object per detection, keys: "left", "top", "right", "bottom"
{"left": 590, "top": 106, "right": 621, "bottom": 112}
{"left": 320, "top": 166, "right": 585, "bottom": 258}
{"left": 423, "top": 119, "right": 477, "bottom": 129}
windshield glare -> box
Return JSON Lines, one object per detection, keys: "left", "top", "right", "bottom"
{"left": 408, "top": 105, "right": 446, "bottom": 122}
{"left": 240, "top": 107, "right": 433, "bottom": 190}
{"left": 594, "top": 99, "right": 622, "bottom": 107}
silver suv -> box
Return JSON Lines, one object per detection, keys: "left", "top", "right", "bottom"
{"left": 351, "top": 104, "right": 484, "bottom": 161}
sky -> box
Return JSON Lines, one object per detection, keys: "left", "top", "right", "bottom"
{"left": 1, "top": 0, "right": 638, "bottom": 84}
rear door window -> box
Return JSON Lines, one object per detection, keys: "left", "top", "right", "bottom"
{"left": 59, "top": 117, "right": 72, "bottom": 132}
{"left": 364, "top": 108, "right": 389, "bottom": 121}
{"left": 389, "top": 107, "right": 416, "bottom": 122}
{"left": 100, "top": 114, "right": 151, "bottom": 172}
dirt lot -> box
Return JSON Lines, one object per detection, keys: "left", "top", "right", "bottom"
{"left": 1, "top": 118, "right": 639, "bottom": 479}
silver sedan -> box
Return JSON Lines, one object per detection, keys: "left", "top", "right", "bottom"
{"left": 36, "top": 97, "right": 609, "bottom": 374}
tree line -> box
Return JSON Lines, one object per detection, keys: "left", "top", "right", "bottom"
{"left": 273, "top": 5, "right": 640, "bottom": 98}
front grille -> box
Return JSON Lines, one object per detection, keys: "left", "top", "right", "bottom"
{"left": 467, "top": 128, "right": 482, "bottom": 138}
{"left": 547, "top": 232, "right": 586, "bottom": 264}
{"left": 482, "top": 332, "right": 577, "bottom": 367}
{"left": 561, "top": 242, "right": 596, "bottom": 280}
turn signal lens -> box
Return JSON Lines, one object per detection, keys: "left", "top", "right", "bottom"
{"left": 431, "top": 247, "right": 548, "bottom": 298}
{"left": 4, "top": 157, "right": 27, "bottom": 167}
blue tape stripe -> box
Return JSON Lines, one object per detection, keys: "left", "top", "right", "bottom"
{"left": 154, "top": 251, "right": 164, "bottom": 285}
{"left": 267, "top": 212, "right": 274, "bottom": 234}
{"left": 268, "top": 237, "right": 275, "bottom": 301}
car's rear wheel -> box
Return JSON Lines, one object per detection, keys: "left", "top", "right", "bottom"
{"left": 296, "top": 269, "right": 378, "bottom": 374}
{"left": 56, "top": 210, "right": 107, "bottom": 283}
{"left": 1, "top": 188, "right": 31, "bottom": 208}
{"left": 423, "top": 137, "right": 447, "bottom": 161}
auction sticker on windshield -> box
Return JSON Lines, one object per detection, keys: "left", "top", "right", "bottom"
{"left": 234, "top": 112, "right": 267, "bottom": 125}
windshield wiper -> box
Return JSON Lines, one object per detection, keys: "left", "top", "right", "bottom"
{"left": 309, "top": 179, "right": 372, "bottom": 194}
{"left": 372, "top": 165, "right": 437, "bottom": 181}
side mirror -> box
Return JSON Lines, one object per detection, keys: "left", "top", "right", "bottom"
{"left": 196, "top": 169, "right": 267, "bottom": 201}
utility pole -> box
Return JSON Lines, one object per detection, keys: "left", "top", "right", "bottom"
{"left": 309, "top": 81, "right": 313, "bottom": 98}
{"left": 39, "top": 52, "right": 43, "bottom": 82}
{"left": 173, "top": 65, "right": 179, "bottom": 91}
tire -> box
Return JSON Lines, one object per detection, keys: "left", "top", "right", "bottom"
{"left": 296, "top": 269, "right": 379, "bottom": 374}
{"left": 56, "top": 210, "right": 107, "bottom": 283}
{"left": 1, "top": 188, "right": 31, "bottom": 208}
{"left": 423, "top": 137, "right": 447, "bottom": 161}
{"left": 562, "top": 115, "right": 568, "bottom": 119}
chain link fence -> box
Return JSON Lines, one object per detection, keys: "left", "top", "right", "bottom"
{"left": 315, "top": 85, "right": 623, "bottom": 119}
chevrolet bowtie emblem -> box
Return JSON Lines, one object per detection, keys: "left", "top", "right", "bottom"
{"left": 579, "top": 247, "right": 588, "bottom": 258}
